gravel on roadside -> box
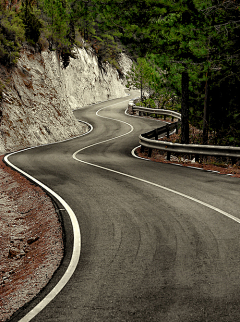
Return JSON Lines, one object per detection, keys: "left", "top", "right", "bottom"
{"left": 0, "top": 155, "right": 64, "bottom": 322}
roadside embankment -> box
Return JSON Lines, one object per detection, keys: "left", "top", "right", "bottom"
{"left": 0, "top": 155, "right": 64, "bottom": 322}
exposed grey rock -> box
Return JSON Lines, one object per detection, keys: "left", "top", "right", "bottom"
{"left": 0, "top": 46, "right": 132, "bottom": 154}
{"left": 118, "top": 52, "right": 133, "bottom": 78}
{"left": 61, "top": 47, "right": 131, "bottom": 110}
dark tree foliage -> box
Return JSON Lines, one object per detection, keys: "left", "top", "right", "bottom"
{"left": 0, "top": 7, "right": 25, "bottom": 65}
{"left": 1, "top": 0, "right": 240, "bottom": 145}
{"left": 101, "top": 0, "right": 240, "bottom": 145}
{"left": 21, "top": 0, "right": 42, "bottom": 44}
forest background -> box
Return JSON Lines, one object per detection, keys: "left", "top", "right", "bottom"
{"left": 0, "top": 0, "right": 240, "bottom": 146}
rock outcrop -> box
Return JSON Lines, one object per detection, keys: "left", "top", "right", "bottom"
{"left": 0, "top": 46, "right": 132, "bottom": 154}
{"left": 62, "top": 48, "right": 131, "bottom": 110}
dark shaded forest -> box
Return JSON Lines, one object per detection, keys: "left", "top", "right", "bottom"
{"left": 0, "top": 0, "right": 240, "bottom": 146}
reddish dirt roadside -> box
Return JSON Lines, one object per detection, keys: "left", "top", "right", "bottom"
{"left": 136, "top": 147, "right": 240, "bottom": 178}
{"left": 0, "top": 155, "right": 64, "bottom": 322}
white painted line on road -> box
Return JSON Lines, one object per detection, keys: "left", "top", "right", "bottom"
{"left": 2, "top": 119, "right": 94, "bottom": 321}
{"left": 126, "top": 107, "right": 234, "bottom": 178}
{"left": 2, "top": 96, "right": 129, "bottom": 322}
{"left": 73, "top": 154, "right": 240, "bottom": 224}
{"left": 124, "top": 107, "right": 172, "bottom": 124}
{"left": 131, "top": 145, "right": 150, "bottom": 161}
{"left": 131, "top": 145, "right": 234, "bottom": 176}
{"left": 78, "top": 120, "right": 93, "bottom": 134}
{"left": 75, "top": 100, "right": 134, "bottom": 154}
{"left": 73, "top": 104, "right": 240, "bottom": 226}
{"left": 3, "top": 119, "right": 93, "bottom": 158}
{"left": 4, "top": 153, "right": 81, "bottom": 322}
{"left": 72, "top": 93, "right": 130, "bottom": 111}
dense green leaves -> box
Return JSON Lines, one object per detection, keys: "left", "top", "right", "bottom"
{"left": 103, "top": 0, "right": 240, "bottom": 145}
{"left": 0, "top": 8, "right": 25, "bottom": 65}
{"left": 0, "top": 0, "right": 240, "bottom": 145}
{"left": 21, "top": 0, "right": 42, "bottom": 44}
{"left": 126, "top": 58, "right": 153, "bottom": 102}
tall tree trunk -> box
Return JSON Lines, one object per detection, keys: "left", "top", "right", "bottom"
{"left": 181, "top": 70, "right": 189, "bottom": 144}
{"left": 203, "top": 72, "right": 209, "bottom": 144}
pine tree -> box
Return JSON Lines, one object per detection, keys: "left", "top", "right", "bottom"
{"left": 126, "top": 58, "right": 153, "bottom": 102}
{"left": 42, "top": 0, "right": 71, "bottom": 49}
{"left": 21, "top": 0, "right": 42, "bottom": 44}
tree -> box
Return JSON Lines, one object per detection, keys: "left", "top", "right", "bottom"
{"left": 41, "top": 0, "right": 71, "bottom": 49}
{"left": 94, "top": 0, "right": 205, "bottom": 143}
{"left": 148, "top": 0, "right": 211, "bottom": 144}
{"left": 21, "top": 0, "right": 42, "bottom": 44}
{"left": 95, "top": 0, "right": 240, "bottom": 145}
{"left": 126, "top": 58, "right": 153, "bottom": 102}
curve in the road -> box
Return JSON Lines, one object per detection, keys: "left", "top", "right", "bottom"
{"left": 4, "top": 155, "right": 81, "bottom": 322}
{"left": 74, "top": 99, "right": 134, "bottom": 155}
{"left": 6, "top": 91, "right": 240, "bottom": 321}
{"left": 74, "top": 102, "right": 240, "bottom": 226}
{"left": 3, "top": 119, "right": 94, "bottom": 322}
{"left": 4, "top": 96, "right": 131, "bottom": 322}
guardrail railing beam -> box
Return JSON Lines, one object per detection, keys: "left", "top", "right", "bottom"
{"left": 130, "top": 99, "right": 240, "bottom": 164}
{"left": 129, "top": 103, "right": 182, "bottom": 121}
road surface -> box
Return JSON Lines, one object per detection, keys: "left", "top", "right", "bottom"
{"left": 9, "top": 91, "right": 240, "bottom": 321}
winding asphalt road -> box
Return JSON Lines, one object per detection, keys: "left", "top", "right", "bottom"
{"left": 8, "top": 90, "right": 240, "bottom": 321}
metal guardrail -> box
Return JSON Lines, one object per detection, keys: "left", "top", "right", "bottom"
{"left": 128, "top": 99, "right": 240, "bottom": 163}
{"left": 128, "top": 101, "right": 181, "bottom": 121}
{"left": 143, "top": 121, "right": 181, "bottom": 139}
{"left": 132, "top": 105, "right": 181, "bottom": 120}
{"left": 139, "top": 123, "right": 240, "bottom": 163}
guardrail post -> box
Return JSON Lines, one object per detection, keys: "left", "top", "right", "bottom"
{"left": 140, "top": 145, "right": 144, "bottom": 153}
{"left": 167, "top": 151, "right": 171, "bottom": 161}
{"left": 172, "top": 116, "right": 174, "bottom": 122}
{"left": 166, "top": 124, "right": 170, "bottom": 138}
{"left": 195, "top": 154, "right": 199, "bottom": 163}
{"left": 231, "top": 157, "right": 237, "bottom": 165}
{"left": 175, "top": 123, "right": 178, "bottom": 134}
{"left": 148, "top": 148, "right": 152, "bottom": 157}
{"left": 164, "top": 115, "right": 166, "bottom": 120}
{"left": 155, "top": 129, "right": 158, "bottom": 140}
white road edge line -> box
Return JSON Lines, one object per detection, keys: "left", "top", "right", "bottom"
{"left": 128, "top": 114, "right": 232, "bottom": 177}
{"left": 76, "top": 99, "right": 134, "bottom": 153}
{"left": 124, "top": 106, "right": 171, "bottom": 124}
{"left": 131, "top": 145, "right": 150, "bottom": 161}
{"left": 3, "top": 120, "right": 94, "bottom": 322}
{"left": 131, "top": 145, "right": 233, "bottom": 175}
{"left": 3, "top": 95, "right": 130, "bottom": 321}
{"left": 73, "top": 155, "right": 240, "bottom": 224}
{"left": 4, "top": 155, "right": 81, "bottom": 322}
{"left": 73, "top": 104, "right": 240, "bottom": 226}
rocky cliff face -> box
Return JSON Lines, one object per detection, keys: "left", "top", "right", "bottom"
{"left": 62, "top": 48, "right": 131, "bottom": 110}
{"left": 0, "top": 46, "right": 132, "bottom": 154}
